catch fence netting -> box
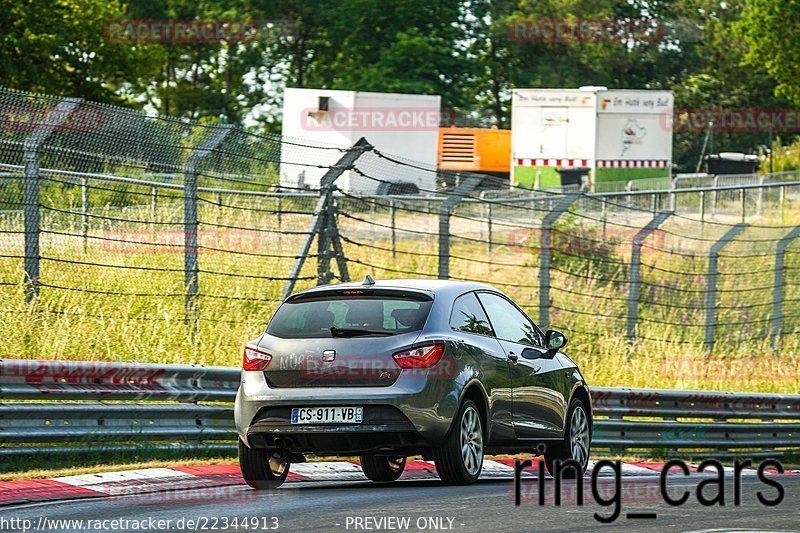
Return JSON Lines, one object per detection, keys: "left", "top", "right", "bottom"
{"left": 2, "top": 88, "right": 800, "bottom": 374}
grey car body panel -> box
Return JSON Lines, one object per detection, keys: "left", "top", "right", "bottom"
{"left": 235, "top": 279, "right": 590, "bottom": 454}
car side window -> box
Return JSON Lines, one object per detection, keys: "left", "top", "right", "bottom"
{"left": 450, "top": 292, "right": 494, "bottom": 336}
{"left": 476, "top": 292, "right": 544, "bottom": 347}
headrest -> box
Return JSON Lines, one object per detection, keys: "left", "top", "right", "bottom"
{"left": 391, "top": 308, "right": 419, "bottom": 328}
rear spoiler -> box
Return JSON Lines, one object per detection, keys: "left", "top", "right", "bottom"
{"left": 287, "top": 287, "right": 434, "bottom": 303}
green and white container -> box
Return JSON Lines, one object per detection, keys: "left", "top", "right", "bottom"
{"left": 510, "top": 87, "right": 673, "bottom": 189}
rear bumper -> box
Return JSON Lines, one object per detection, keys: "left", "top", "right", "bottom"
{"left": 235, "top": 368, "right": 461, "bottom": 452}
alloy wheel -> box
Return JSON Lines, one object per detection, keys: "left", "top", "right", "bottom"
{"left": 570, "top": 405, "right": 590, "bottom": 469}
{"left": 459, "top": 405, "right": 483, "bottom": 476}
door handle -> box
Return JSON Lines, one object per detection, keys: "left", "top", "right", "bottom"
{"left": 508, "top": 351, "right": 518, "bottom": 363}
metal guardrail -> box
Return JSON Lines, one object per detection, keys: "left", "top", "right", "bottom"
{"left": 1, "top": 360, "right": 798, "bottom": 457}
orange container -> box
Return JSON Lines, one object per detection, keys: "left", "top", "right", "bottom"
{"left": 437, "top": 127, "right": 511, "bottom": 174}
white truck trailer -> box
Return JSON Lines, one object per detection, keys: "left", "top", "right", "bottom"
{"left": 510, "top": 87, "right": 674, "bottom": 188}
{"left": 280, "top": 88, "right": 441, "bottom": 194}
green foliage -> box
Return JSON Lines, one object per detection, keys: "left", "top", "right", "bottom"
{"left": 739, "top": 0, "right": 800, "bottom": 106}
{"left": 767, "top": 137, "right": 800, "bottom": 173}
{"left": 2, "top": 0, "right": 800, "bottom": 167}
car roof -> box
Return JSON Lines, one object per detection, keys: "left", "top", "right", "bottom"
{"left": 291, "top": 278, "right": 498, "bottom": 299}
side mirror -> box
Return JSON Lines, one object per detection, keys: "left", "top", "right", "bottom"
{"left": 544, "top": 329, "right": 567, "bottom": 355}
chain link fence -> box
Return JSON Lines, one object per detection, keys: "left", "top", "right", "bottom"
{"left": 2, "top": 88, "right": 800, "bottom": 380}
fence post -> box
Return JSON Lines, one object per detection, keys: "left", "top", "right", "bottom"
{"left": 183, "top": 124, "right": 234, "bottom": 335}
{"left": 757, "top": 175, "right": 765, "bottom": 216}
{"left": 712, "top": 175, "right": 719, "bottom": 217}
{"left": 538, "top": 194, "right": 580, "bottom": 329}
{"left": 282, "top": 138, "right": 372, "bottom": 299}
{"left": 669, "top": 177, "right": 676, "bottom": 211}
{"left": 389, "top": 200, "right": 396, "bottom": 261}
{"left": 22, "top": 97, "right": 83, "bottom": 302}
{"left": 487, "top": 196, "right": 493, "bottom": 256}
{"left": 704, "top": 223, "right": 748, "bottom": 351}
{"left": 438, "top": 175, "right": 482, "bottom": 279}
{"left": 699, "top": 191, "right": 706, "bottom": 240}
{"left": 780, "top": 186, "right": 786, "bottom": 224}
{"left": 626, "top": 211, "right": 672, "bottom": 342}
{"left": 770, "top": 225, "right": 800, "bottom": 351}
{"left": 740, "top": 188, "right": 746, "bottom": 222}
{"left": 150, "top": 185, "right": 158, "bottom": 229}
{"left": 601, "top": 198, "right": 607, "bottom": 244}
{"left": 81, "top": 176, "right": 89, "bottom": 252}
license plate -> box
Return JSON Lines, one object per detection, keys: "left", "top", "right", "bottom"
{"left": 291, "top": 406, "right": 363, "bottom": 424}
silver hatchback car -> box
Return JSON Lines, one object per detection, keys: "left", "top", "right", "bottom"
{"left": 235, "top": 278, "right": 591, "bottom": 487}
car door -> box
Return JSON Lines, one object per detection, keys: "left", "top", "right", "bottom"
{"left": 476, "top": 291, "right": 568, "bottom": 440}
{"left": 448, "top": 292, "right": 515, "bottom": 444}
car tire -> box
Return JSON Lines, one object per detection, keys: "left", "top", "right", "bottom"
{"left": 544, "top": 397, "right": 591, "bottom": 479}
{"left": 433, "top": 399, "right": 484, "bottom": 485}
{"left": 238, "top": 438, "right": 290, "bottom": 489}
{"left": 359, "top": 455, "right": 406, "bottom": 482}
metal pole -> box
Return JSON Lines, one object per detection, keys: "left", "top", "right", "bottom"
{"left": 81, "top": 177, "right": 89, "bottom": 252}
{"left": 626, "top": 211, "right": 673, "bottom": 342}
{"left": 669, "top": 178, "right": 676, "bottom": 211}
{"left": 705, "top": 223, "right": 748, "bottom": 351}
{"left": 317, "top": 197, "right": 333, "bottom": 285}
{"left": 539, "top": 194, "right": 580, "bottom": 328}
{"left": 370, "top": 198, "right": 376, "bottom": 243}
{"left": 487, "top": 201, "right": 493, "bottom": 256}
{"left": 277, "top": 195, "right": 283, "bottom": 250}
{"left": 780, "top": 186, "right": 786, "bottom": 224}
{"left": 216, "top": 191, "right": 223, "bottom": 226}
{"left": 601, "top": 198, "right": 607, "bottom": 244}
{"left": 282, "top": 138, "right": 372, "bottom": 300}
{"left": 150, "top": 186, "right": 158, "bottom": 222}
{"left": 438, "top": 175, "right": 482, "bottom": 280}
{"left": 22, "top": 98, "right": 82, "bottom": 301}
{"left": 740, "top": 188, "right": 746, "bottom": 222}
{"left": 712, "top": 175, "right": 719, "bottom": 218}
{"left": 390, "top": 200, "right": 396, "bottom": 261}
{"left": 757, "top": 175, "right": 765, "bottom": 216}
{"left": 699, "top": 191, "right": 705, "bottom": 240}
{"left": 183, "top": 124, "right": 234, "bottom": 337}
{"left": 770, "top": 225, "right": 800, "bottom": 351}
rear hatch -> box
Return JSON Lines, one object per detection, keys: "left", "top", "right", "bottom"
{"left": 259, "top": 288, "right": 433, "bottom": 387}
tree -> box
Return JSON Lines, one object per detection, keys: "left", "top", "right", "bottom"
{"left": 739, "top": 0, "right": 800, "bottom": 105}
{"left": 0, "top": 0, "right": 151, "bottom": 105}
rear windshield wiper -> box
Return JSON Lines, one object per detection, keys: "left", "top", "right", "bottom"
{"left": 330, "top": 326, "right": 393, "bottom": 337}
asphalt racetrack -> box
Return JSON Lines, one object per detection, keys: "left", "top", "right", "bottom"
{"left": 2, "top": 472, "right": 798, "bottom": 532}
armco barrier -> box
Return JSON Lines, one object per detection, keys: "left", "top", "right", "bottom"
{"left": 1, "top": 360, "right": 799, "bottom": 457}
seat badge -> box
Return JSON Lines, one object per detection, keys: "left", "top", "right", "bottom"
{"left": 322, "top": 350, "right": 336, "bottom": 362}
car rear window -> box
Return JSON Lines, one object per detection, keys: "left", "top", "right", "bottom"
{"left": 266, "top": 296, "right": 433, "bottom": 338}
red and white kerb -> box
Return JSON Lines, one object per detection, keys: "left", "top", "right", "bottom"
{"left": 514, "top": 159, "right": 671, "bottom": 168}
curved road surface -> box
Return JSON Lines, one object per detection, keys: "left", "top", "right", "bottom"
{"left": 1, "top": 476, "right": 798, "bottom": 532}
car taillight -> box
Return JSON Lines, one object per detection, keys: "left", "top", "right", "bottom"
{"left": 243, "top": 345, "right": 272, "bottom": 371}
{"left": 392, "top": 343, "right": 444, "bottom": 369}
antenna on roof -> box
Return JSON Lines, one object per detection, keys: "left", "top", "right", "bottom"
{"left": 363, "top": 275, "right": 375, "bottom": 286}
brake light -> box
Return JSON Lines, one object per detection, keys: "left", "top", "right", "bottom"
{"left": 392, "top": 343, "right": 444, "bottom": 369}
{"left": 243, "top": 345, "right": 272, "bottom": 371}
